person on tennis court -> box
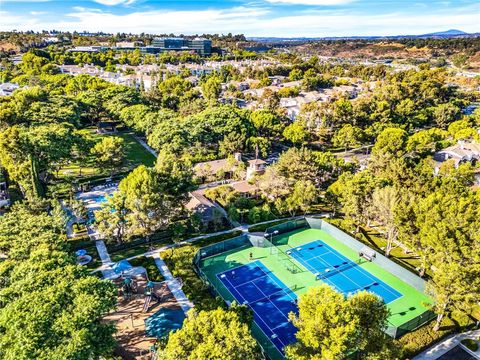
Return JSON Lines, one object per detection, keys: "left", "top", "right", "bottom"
{"left": 249, "top": 252, "right": 253, "bottom": 261}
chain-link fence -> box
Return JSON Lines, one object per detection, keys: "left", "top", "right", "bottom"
{"left": 305, "top": 217, "right": 434, "bottom": 339}
{"left": 311, "top": 219, "right": 426, "bottom": 293}
{"left": 386, "top": 310, "right": 437, "bottom": 338}
{"left": 264, "top": 218, "right": 308, "bottom": 237}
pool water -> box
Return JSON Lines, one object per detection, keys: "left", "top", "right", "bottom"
{"left": 145, "top": 308, "right": 185, "bottom": 338}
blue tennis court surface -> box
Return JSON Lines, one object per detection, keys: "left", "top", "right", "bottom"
{"left": 217, "top": 261, "right": 298, "bottom": 354}
{"left": 288, "top": 240, "right": 402, "bottom": 303}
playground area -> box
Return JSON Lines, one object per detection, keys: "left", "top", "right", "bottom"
{"left": 197, "top": 218, "right": 434, "bottom": 359}
{"left": 104, "top": 272, "right": 184, "bottom": 360}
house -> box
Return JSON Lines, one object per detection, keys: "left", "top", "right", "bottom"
{"left": 246, "top": 159, "right": 266, "bottom": 180}
{"left": 434, "top": 141, "right": 480, "bottom": 169}
{"left": 433, "top": 141, "right": 480, "bottom": 183}
{"left": 193, "top": 153, "right": 244, "bottom": 183}
{"left": 0, "top": 172, "right": 10, "bottom": 208}
{"left": 237, "top": 82, "right": 250, "bottom": 91}
{"left": 230, "top": 180, "right": 258, "bottom": 198}
{"left": 219, "top": 97, "right": 246, "bottom": 108}
{"left": 0, "top": 83, "right": 19, "bottom": 96}
{"left": 186, "top": 193, "right": 217, "bottom": 222}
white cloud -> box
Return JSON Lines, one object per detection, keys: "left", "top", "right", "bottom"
{"left": 0, "top": 4, "right": 478, "bottom": 37}
{"left": 265, "top": 0, "right": 354, "bottom": 5}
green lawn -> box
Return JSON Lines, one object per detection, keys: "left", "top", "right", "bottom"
{"left": 110, "top": 244, "right": 155, "bottom": 263}
{"left": 57, "top": 130, "right": 156, "bottom": 180}
{"left": 117, "top": 132, "right": 156, "bottom": 168}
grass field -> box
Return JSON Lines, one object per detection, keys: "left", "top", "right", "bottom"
{"left": 200, "top": 228, "right": 432, "bottom": 358}
{"left": 57, "top": 130, "right": 156, "bottom": 180}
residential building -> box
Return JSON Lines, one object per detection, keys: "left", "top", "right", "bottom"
{"left": 246, "top": 159, "right": 266, "bottom": 180}
{"left": 230, "top": 180, "right": 258, "bottom": 198}
{"left": 433, "top": 140, "right": 480, "bottom": 183}
{"left": 0, "top": 171, "right": 10, "bottom": 208}
{"left": 193, "top": 153, "right": 244, "bottom": 183}
{"left": 434, "top": 141, "right": 480, "bottom": 168}
{"left": 66, "top": 46, "right": 107, "bottom": 53}
{"left": 0, "top": 83, "right": 19, "bottom": 96}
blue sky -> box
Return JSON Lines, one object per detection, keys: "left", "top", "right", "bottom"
{"left": 0, "top": 0, "right": 479, "bottom": 37}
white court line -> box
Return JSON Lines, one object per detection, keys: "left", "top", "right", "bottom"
{"left": 223, "top": 275, "right": 290, "bottom": 352}
{"left": 217, "top": 261, "right": 268, "bottom": 288}
{"left": 252, "top": 282, "right": 295, "bottom": 323}
{"left": 220, "top": 265, "right": 295, "bottom": 353}
{"left": 294, "top": 240, "right": 401, "bottom": 301}
{"left": 317, "top": 243, "right": 402, "bottom": 300}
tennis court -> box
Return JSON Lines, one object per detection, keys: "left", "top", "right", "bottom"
{"left": 288, "top": 240, "right": 402, "bottom": 304}
{"left": 217, "top": 261, "right": 298, "bottom": 354}
{"left": 198, "top": 224, "right": 434, "bottom": 359}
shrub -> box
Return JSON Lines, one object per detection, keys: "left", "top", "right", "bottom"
{"left": 461, "top": 338, "right": 478, "bottom": 351}
{"left": 69, "top": 237, "right": 96, "bottom": 251}
{"left": 72, "top": 222, "right": 87, "bottom": 234}
{"left": 398, "top": 319, "right": 454, "bottom": 358}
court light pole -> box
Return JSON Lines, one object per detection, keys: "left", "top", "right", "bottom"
{"left": 265, "top": 230, "right": 279, "bottom": 254}
{"left": 270, "top": 230, "right": 279, "bottom": 243}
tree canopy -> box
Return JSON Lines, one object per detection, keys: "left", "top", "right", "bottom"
{"left": 0, "top": 203, "right": 117, "bottom": 359}
{"left": 159, "top": 307, "right": 260, "bottom": 360}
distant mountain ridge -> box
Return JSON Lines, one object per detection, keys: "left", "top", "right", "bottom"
{"left": 423, "top": 29, "right": 467, "bottom": 36}
{"left": 248, "top": 29, "right": 478, "bottom": 42}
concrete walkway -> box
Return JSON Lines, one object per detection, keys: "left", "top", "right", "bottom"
{"left": 131, "top": 133, "right": 158, "bottom": 157}
{"left": 413, "top": 329, "right": 480, "bottom": 360}
{"left": 96, "top": 214, "right": 329, "bottom": 304}
{"left": 95, "top": 239, "right": 116, "bottom": 278}
{"left": 151, "top": 252, "right": 193, "bottom": 315}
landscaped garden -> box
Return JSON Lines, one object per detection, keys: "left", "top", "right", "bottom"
{"left": 160, "top": 230, "right": 242, "bottom": 310}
